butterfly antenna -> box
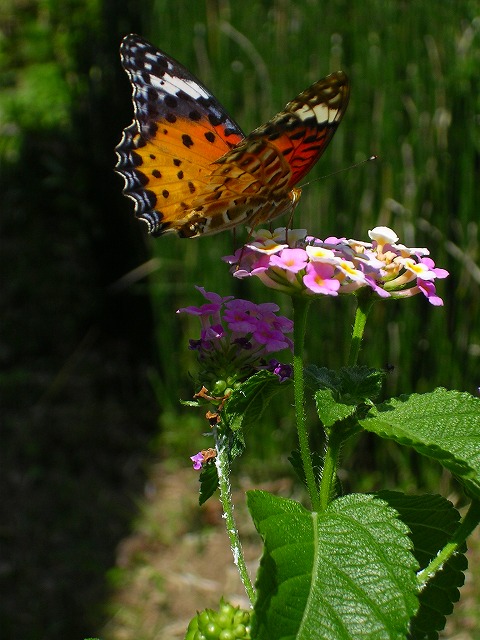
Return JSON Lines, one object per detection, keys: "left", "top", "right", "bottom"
{"left": 299, "top": 155, "right": 378, "bottom": 189}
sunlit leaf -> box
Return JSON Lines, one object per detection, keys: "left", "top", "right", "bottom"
{"left": 377, "top": 491, "right": 467, "bottom": 639}
{"left": 360, "top": 389, "right": 480, "bottom": 499}
{"left": 248, "top": 491, "right": 419, "bottom": 639}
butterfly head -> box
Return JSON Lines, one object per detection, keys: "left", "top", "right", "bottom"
{"left": 290, "top": 188, "right": 302, "bottom": 207}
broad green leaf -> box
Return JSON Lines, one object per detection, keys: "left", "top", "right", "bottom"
{"left": 305, "top": 366, "right": 341, "bottom": 391}
{"left": 198, "top": 462, "right": 218, "bottom": 506}
{"left": 337, "top": 366, "right": 385, "bottom": 403}
{"left": 314, "top": 388, "right": 357, "bottom": 427}
{"left": 248, "top": 491, "right": 419, "bottom": 639}
{"left": 360, "top": 389, "right": 480, "bottom": 499}
{"left": 306, "top": 365, "right": 384, "bottom": 403}
{"left": 307, "top": 366, "right": 383, "bottom": 428}
{"left": 222, "top": 370, "right": 291, "bottom": 433}
{"left": 376, "top": 491, "right": 467, "bottom": 639}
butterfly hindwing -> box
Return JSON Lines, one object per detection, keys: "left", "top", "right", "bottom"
{"left": 116, "top": 35, "right": 350, "bottom": 238}
{"left": 203, "top": 71, "right": 350, "bottom": 230}
{"left": 272, "top": 71, "right": 350, "bottom": 187}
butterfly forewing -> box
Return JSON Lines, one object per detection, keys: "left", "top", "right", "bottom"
{"left": 116, "top": 35, "right": 350, "bottom": 238}
{"left": 116, "top": 34, "right": 244, "bottom": 236}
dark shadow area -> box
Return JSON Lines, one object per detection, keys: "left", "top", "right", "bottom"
{"left": 0, "top": 2, "right": 159, "bottom": 638}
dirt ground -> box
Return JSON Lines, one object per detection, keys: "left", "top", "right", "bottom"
{"left": 100, "top": 465, "right": 265, "bottom": 640}
{"left": 99, "top": 464, "right": 479, "bottom": 640}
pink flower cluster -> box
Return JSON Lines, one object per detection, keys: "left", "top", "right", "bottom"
{"left": 224, "top": 227, "right": 449, "bottom": 305}
{"left": 177, "top": 287, "right": 293, "bottom": 392}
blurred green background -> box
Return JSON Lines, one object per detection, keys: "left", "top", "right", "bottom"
{"left": 1, "top": 0, "right": 479, "bottom": 638}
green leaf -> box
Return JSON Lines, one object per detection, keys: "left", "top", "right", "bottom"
{"left": 306, "top": 365, "right": 384, "bottom": 403}
{"left": 376, "top": 491, "right": 467, "bottom": 639}
{"left": 229, "top": 429, "right": 246, "bottom": 460}
{"left": 314, "top": 388, "right": 358, "bottom": 427}
{"left": 248, "top": 491, "right": 419, "bottom": 639}
{"left": 305, "top": 365, "right": 341, "bottom": 391}
{"left": 360, "top": 389, "right": 480, "bottom": 499}
{"left": 222, "top": 370, "right": 291, "bottom": 433}
{"left": 307, "top": 366, "right": 383, "bottom": 429}
{"left": 198, "top": 462, "right": 218, "bottom": 506}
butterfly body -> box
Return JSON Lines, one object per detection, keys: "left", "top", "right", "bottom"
{"left": 116, "top": 35, "right": 349, "bottom": 238}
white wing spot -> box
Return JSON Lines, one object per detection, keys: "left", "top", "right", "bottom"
{"left": 145, "top": 52, "right": 162, "bottom": 65}
{"left": 180, "top": 78, "right": 210, "bottom": 100}
{"left": 312, "top": 103, "right": 331, "bottom": 123}
{"left": 150, "top": 74, "right": 168, "bottom": 91}
{"left": 296, "top": 103, "right": 312, "bottom": 118}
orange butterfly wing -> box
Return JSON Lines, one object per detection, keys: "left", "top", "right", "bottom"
{"left": 116, "top": 35, "right": 349, "bottom": 238}
{"left": 115, "top": 34, "right": 244, "bottom": 236}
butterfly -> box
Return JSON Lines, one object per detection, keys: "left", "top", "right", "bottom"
{"left": 115, "top": 34, "right": 350, "bottom": 238}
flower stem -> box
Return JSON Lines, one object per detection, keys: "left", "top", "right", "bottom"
{"left": 214, "top": 432, "right": 256, "bottom": 605}
{"left": 348, "top": 291, "right": 375, "bottom": 366}
{"left": 292, "top": 297, "right": 320, "bottom": 511}
{"left": 417, "top": 499, "right": 480, "bottom": 590}
{"left": 318, "top": 432, "right": 342, "bottom": 511}
{"left": 318, "top": 292, "right": 375, "bottom": 509}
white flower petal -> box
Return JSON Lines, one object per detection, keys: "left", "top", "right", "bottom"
{"left": 368, "top": 226, "right": 399, "bottom": 245}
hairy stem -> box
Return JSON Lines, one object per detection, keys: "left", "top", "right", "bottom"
{"left": 292, "top": 297, "right": 320, "bottom": 511}
{"left": 348, "top": 291, "right": 375, "bottom": 366}
{"left": 215, "top": 432, "right": 256, "bottom": 605}
{"left": 318, "top": 432, "right": 342, "bottom": 511}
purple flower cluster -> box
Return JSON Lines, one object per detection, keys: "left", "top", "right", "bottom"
{"left": 177, "top": 287, "right": 293, "bottom": 393}
{"left": 224, "top": 226, "right": 449, "bottom": 305}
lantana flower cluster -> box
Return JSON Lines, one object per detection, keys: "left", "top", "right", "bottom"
{"left": 224, "top": 226, "right": 448, "bottom": 305}
{"left": 177, "top": 287, "right": 293, "bottom": 397}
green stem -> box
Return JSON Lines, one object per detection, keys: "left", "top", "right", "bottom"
{"left": 215, "top": 433, "right": 256, "bottom": 605}
{"left": 318, "top": 293, "right": 375, "bottom": 510}
{"left": 318, "top": 433, "right": 342, "bottom": 511}
{"left": 292, "top": 297, "right": 320, "bottom": 511}
{"left": 348, "top": 292, "right": 375, "bottom": 366}
{"left": 417, "top": 499, "right": 480, "bottom": 590}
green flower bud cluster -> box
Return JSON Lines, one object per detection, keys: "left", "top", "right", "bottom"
{"left": 184, "top": 598, "right": 251, "bottom": 640}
